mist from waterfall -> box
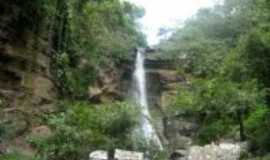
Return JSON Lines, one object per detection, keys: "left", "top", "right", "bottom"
{"left": 133, "top": 49, "right": 163, "bottom": 150}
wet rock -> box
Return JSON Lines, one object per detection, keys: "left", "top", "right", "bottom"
{"left": 114, "top": 149, "right": 144, "bottom": 160}
{"left": 89, "top": 150, "right": 108, "bottom": 160}
{"left": 187, "top": 143, "right": 241, "bottom": 160}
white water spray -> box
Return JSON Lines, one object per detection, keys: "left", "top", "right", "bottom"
{"left": 133, "top": 49, "right": 163, "bottom": 149}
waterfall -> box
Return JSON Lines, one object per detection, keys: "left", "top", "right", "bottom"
{"left": 133, "top": 49, "right": 163, "bottom": 149}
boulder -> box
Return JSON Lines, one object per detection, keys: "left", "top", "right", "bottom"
{"left": 187, "top": 143, "right": 241, "bottom": 160}
{"left": 171, "top": 149, "right": 188, "bottom": 160}
{"left": 89, "top": 150, "right": 108, "bottom": 160}
{"left": 29, "top": 75, "right": 56, "bottom": 102}
{"left": 114, "top": 149, "right": 143, "bottom": 160}
{"left": 89, "top": 86, "right": 103, "bottom": 99}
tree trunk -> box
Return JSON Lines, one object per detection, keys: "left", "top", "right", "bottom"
{"left": 237, "top": 110, "right": 246, "bottom": 141}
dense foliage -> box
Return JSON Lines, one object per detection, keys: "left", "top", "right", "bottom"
{"left": 2, "top": 0, "right": 270, "bottom": 159}
{"left": 2, "top": 0, "right": 146, "bottom": 97}
{"left": 158, "top": 0, "right": 270, "bottom": 157}
{"left": 36, "top": 0, "right": 146, "bottom": 97}
{"left": 1, "top": 1, "right": 149, "bottom": 160}
{"left": 28, "top": 102, "right": 138, "bottom": 160}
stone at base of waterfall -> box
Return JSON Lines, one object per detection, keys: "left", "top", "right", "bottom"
{"left": 188, "top": 143, "right": 241, "bottom": 160}
{"left": 171, "top": 149, "right": 188, "bottom": 160}
{"left": 114, "top": 149, "right": 144, "bottom": 160}
{"left": 89, "top": 150, "right": 108, "bottom": 160}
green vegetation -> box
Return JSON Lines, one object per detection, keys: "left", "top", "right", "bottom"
{"left": 28, "top": 102, "right": 138, "bottom": 160}
{"left": 0, "top": 152, "right": 40, "bottom": 160}
{"left": 159, "top": 0, "right": 270, "bottom": 157}
{"left": 1, "top": 1, "right": 149, "bottom": 159}
{"left": 2, "top": 0, "right": 270, "bottom": 159}
{"left": 7, "top": 0, "right": 145, "bottom": 97}
{"left": 48, "top": 0, "right": 146, "bottom": 97}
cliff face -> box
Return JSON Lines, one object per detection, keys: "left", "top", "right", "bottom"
{"left": 0, "top": 2, "right": 57, "bottom": 154}
{"left": 88, "top": 60, "right": 133, "bottom": 103}
{"left": 144, "top": 53, "right": 199, "bottom": 152}
{"left": 0, "top": 2, "right": 195, "bottom": 159}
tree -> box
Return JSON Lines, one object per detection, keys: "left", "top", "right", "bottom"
{"left": 158, "top": 0, "right": 270, "bottom": 154}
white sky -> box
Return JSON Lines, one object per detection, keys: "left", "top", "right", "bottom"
{"left": 127, "top": 0, "right": 219, "bottom": 45}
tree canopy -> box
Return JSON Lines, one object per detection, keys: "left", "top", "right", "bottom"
{"left": 158, "top": 0, "right": 270, "bottom": 156}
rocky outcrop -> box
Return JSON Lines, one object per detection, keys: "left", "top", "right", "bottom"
{"left": 114, "top": 149, "right": 144, "bottom": 160}
{"left": 0, "top": 2, "right": 57, "bottom": 155}
{"left": 171, "top": 143, "right": 242, "bottom": 160}
{"left": 144, "top": 58, "right": 195, "bottom": 151}
{"left": 89, "top": 150, "right": 108, "bottom": 160}
{"left": 0, "top": 44, "right": 56, "bottom": 155}
{"left": 88, "top": 61, "right": 133, "bottom": 103}
{"left": 187, "top": 143, "right": 241, "bottom": 160}
{"left": 0, "top": 42, "right": 57, "bottom": 112}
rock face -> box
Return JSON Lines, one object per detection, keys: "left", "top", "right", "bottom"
{"left": 88, "top": 61, "right": 132, "bottom": 103}
{"left": 114, "top": 149, "right": 144, "bottom": 160}
{"left": 0, "top": 39, "right": 57, "bottom": 117}
{"left": 187, "top": 143, "right": 241, "bottom": 160}
{"left": 0, "top": 2, "right": 57, "bottom": 155}
{"left": 89, "top": 150, "right": 108, "bottom": 160}
{"left": 0, "top": 46, "right": 56, "bottom": 155}
{"left": 144, "top": 56, "right": 196, "bottom": 151}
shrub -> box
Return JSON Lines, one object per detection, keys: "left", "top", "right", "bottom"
{"left": 197, "top": 119, "right": 235, "bottom": 144}
{"left": 245, "top": 106, "right": 270, "bottom": 155}
{"left": 0, "top": 152, "right": 41, "bottom": 160}
{"left": 170, "top": 78, "right": 263, "bottom": 144}
{"left": 29, "top": 101, "right": 139, "bottom": 160}
{"left": 132, "top": 136, "right": 168, "bottom": 160}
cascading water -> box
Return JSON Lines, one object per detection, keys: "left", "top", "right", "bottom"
{"left": 133, "top": 49, "right": 163, "bottom": 149}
